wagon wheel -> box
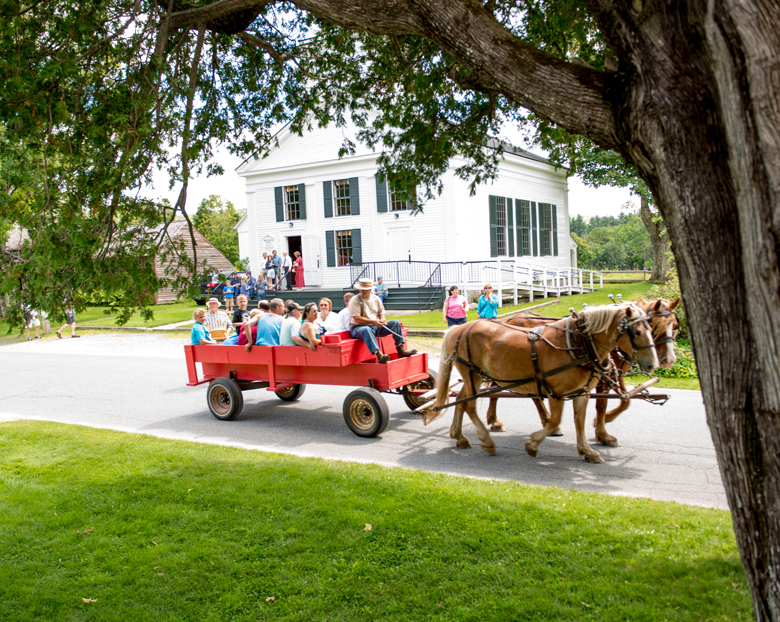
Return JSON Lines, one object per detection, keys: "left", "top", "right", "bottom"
{"left": 207, "top": 378, "right": 244, "bottom": 421}
{"left": 342, "top": 388, "right": 390, "bottom": 438}
{"left": 275, "top": 384, "right": 307, "bottom": 402}
{"left": 402, "top": 370, "right": 439, "bottom": 412}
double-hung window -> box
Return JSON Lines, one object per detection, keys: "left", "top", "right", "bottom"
{"left": 334, "top": 180, "right": 351, "bottom": 216}
{"left": 285, "top": 185, "right": 301, "bottom": 220}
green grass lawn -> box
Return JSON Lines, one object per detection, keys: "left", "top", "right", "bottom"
{"left": 0, "top": 421, "right": 749, "bottom": 621}
{"left": 390, "top": 282, "right": 654, "bottom": 330}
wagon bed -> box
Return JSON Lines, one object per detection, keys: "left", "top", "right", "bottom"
{"left": 184, "top": 327, "right": 434, "bottom": 436}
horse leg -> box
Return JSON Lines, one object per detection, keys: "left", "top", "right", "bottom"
{"left": 573, "top": 394, "right": 604, "bottom": 463}
{"left": 449, "top": 400, "right": 472, "bottom": 449}
{"left": 485, "top": 396, "right": 505, "bottom": 432}
{"left": 463, "top": 392, "right": 496, "bottom": 454}
{"left": 533, "top": 398, "right": 563, "bottom": 436}
{"left": 525, "top": 398, "right": 564, "bottom": 457}
{"left": 594, "top": 395, "right": 619, "bottom": 447}
{"left": 604, "top": 376, "right": 629, "bottom": 423}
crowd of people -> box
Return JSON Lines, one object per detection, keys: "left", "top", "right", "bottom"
{"left": 190, "top": 278, "right": 416, "bottom": 364}
{"left": 225, "top": 250, "right": 306, "bottom": 310}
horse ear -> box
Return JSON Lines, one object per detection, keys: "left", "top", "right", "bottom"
{"left": 669, "top": 298, "right": 681, "bottom": 311}
{"left": 625, "top": 306, "right": 634, "bottom": 318}
{"left": 653, "top": 299, "right": 663, "bottom": 312}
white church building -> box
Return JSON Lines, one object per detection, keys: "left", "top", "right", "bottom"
{"left": 235, "top": 121, "right": 580, "bottom": 293}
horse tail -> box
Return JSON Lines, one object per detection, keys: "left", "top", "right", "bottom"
{"left": 423, "top": 327, "right": 456, "bottom": 423}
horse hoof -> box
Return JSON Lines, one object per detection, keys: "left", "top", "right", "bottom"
{"left": 524, "top": 441, "right": 538, "bottom": 458}
{"left": 490, "top": 424, "right": 505, "bottom": 432}
{"left": 482, "top": 445, "right": 496, "bottom": 455}
{"left": 597, "top": 436, "right": 620, "bottom": 447}
{"left": 585, "top": 454, "right": 605, "bottom": 464}
{"left": 550, "top": 427, "right": 563, "bottom": 437}
{"left": 456, "top": 438, "right": 472, "bottom": 449}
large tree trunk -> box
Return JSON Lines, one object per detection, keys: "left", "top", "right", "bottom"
{"left": 287, "top": 0, "right": 780, "bottom": 617}
{"left": 592, "top": 2, "right": 780, "bottom": 617}
{"left": 638, "top": 195, "right": 670, "bottom": 281}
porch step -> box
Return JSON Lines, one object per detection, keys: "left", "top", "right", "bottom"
{"left": 243, "top": 286, "right": 446, "bottom": 311}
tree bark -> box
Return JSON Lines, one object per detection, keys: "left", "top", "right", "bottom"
{"left": 638, "top": 195, "right": 669, "bottom": 281}
{"left": 282, "top": 0, "right": 780, "bottom": 617}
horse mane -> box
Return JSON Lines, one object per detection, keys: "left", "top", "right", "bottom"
{"left": 580, "top": 303, "right": 641, "bottom": 336}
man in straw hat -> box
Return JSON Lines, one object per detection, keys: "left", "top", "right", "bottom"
{"left": 348, "top": 278, "right": 416, "bottom": 364}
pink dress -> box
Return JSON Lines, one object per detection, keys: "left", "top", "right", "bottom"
{"left": 294, "top": 257, "right": 305, "bottom": 288}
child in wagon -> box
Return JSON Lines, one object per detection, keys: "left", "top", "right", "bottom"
{"left": 191, "top": 309, "right": 217, "bottom": 345}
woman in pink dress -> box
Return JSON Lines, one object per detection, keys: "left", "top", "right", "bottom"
{"left": 293, "top": 251, "right": 305, "bottom": 290}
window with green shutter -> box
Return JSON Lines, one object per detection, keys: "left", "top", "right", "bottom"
{"left": 489, "top": 195, "right": 498, "bottom": 257}
{"left": 531, "top": 201, "right": 538, "bottom": 256}
{"left": 516, "top": 199, "right": 531, "bottom": 256}
{"left": 506, "top": 196, "right": 514, "bottom": 256}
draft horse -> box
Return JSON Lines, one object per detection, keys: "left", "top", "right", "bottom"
{"left": 484, "top": 298, "right": 680, "bottom": 445}
{"left": 593, "top": 298, "right": 680, "bottom": 446}
{"left": 422, "top": 304, "right": 659, "bottom": 463}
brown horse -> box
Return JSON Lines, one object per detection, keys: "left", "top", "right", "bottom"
{"left": 483, "top": 298, "right": 681, "bottom": 440}
{"left": 423, "top": 303, "right": 659, "bottom": 463}
{"left": 593, "top": 298, "right": 680, "bottom": 446}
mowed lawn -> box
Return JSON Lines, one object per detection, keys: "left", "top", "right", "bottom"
{"left": 0, "top": 421, "right": 750, "bottom": 621}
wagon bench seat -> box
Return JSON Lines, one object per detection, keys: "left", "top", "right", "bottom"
{"left": 184, "top": 328, "right": 428, "bottom": 393}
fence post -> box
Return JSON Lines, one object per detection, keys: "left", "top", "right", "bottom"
{"left": 528, "top": 268, "right": 534, "bottom": 303}
{"left": 569, "top": 268, "right": 573, "bottom": 296}
{"left": 590, "top": 271, "right": 593, "bottom": 290}
{"left": 513, "top": 260, "right": 518, "bottom": 306}
{"left": 599, "top": 272, "right": 603, "bottom": 289}
{"left": 496, "top": 259, "right": 502, "bottom": 308}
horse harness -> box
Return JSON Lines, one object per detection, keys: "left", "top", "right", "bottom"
{"left": 439, "top": 310, "right": 652, "bottom": 411}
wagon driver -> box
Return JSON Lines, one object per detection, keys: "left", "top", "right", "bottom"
{"left": 349, "top": 278, "right": 416, "bottom": 364}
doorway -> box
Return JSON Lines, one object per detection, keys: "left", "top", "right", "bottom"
{"left": 287, "top": 236, "right": 302, "bottom": 257}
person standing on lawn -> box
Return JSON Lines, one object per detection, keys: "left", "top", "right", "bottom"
{"left": 56, "top": 303, "right": 80, "bottom": 339}
{"left": 24, "top": 305, "right": 41, "bottom": 340}
{"left": 442, "top": 285, "right": 468, "bottom": 326}
{"left": 348, "top": 279, "right": 416, "bottom": 364}
{"left": 477, "top": 284, "right": 499, "bottom": 319}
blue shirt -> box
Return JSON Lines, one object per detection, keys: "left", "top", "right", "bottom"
{"left": 255, "top": 314, "right": 283, "bottom": 346}
{"left": 272, "top": 255, "right": 282, "bottom": 268}
{"left": 477, "top": 294, "right": 498, "bottom": 318}
{"left": 375, "top": 282, "right": 388, "bottom": 294}
{"left": 223, "top": 285, "right": 235, "bottom": 297}
{"left": 191, "top": 322, "right": 211, "bottom": 345}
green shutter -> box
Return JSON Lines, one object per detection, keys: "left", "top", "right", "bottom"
{"left": 375, "top": 176, "right": 388, "bottom": 213}
{"left": 298, "top": 183, "right": 306, "bottom": 220}
{"left": 552, "top": 203, "right": 558, "bottom": 256}
{"left": 489, "top": 195, "right": 498, "bottom": 258}
{"left": 323, "top": 181, "right": 333, "bottom": 218}
{"left": 325, "top": 231, "right": 336, "bottom": 267}
{"left": 506, "top": 196, "right": 514, "bottom": 256}
{"left": 349, "top": 177, "right": 360, "bottom": 215}
{"left": 274, "top": 186, "right": 284, "bottom": 222}
{"left": 351, "top": 229, "right": 362, "bottom": 264}
{"left": 531, "top": 201, "right": 538, "bottom": 256}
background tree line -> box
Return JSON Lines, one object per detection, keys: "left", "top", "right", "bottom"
{"left": 570, "top": 206, "right": 654, "bottom": 272}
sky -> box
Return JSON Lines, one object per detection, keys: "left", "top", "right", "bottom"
{"left": 150, "top": 138, "right": 635, "bottom": 221}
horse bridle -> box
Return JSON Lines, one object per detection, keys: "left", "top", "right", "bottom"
{"left": 646, "top": 307, "right": 680, "bottom": 347}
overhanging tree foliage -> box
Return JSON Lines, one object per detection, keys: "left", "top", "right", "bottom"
{"left": 2, "top": 1, "right": 779, "bottom": 618}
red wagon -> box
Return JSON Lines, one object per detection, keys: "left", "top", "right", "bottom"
{"left": 184, "top": 326, "right": 435, "bottom": 437}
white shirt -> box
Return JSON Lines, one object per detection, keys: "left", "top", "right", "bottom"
{"left": 282, "top": 255, "right": 293, "bottom": 269}
{"left": 337, "top": 307, "right": 352, "bottom": 333}
{"left": 280, "top": 316, "right": 301, "bottom": 346}
{"left": 315, "top": 311, "right": 343, "bottom": 334}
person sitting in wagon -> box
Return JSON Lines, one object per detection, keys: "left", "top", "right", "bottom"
{"left": 191, "top": 309, "right": 217, "bottom": 345}
{"left": 349, "top": 279, "right": 416, "bottom": 364}
{"left": 244, "top": 298, "right": 285, "bottom": 351}
{"left": 204, "top": 297, "right": 232, "bottom": 341}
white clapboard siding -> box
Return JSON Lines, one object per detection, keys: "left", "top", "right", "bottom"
{"left": 237, "top": 119, "right": 573, "bottom": 286}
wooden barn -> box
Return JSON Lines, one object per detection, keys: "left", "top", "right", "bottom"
{"left": 153, "top": 221, "right": 234, "bottom": 304}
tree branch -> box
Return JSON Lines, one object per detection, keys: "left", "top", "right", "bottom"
{"left": 237, "top": 31, "right": 294, "bottom": 65}
{"left": 292, "top": 0, "right": 619, "bottom": 148}
{"left": 168, "top": 0, "right": 272, "bottom": 28}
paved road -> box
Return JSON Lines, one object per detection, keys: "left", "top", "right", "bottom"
{"left": 0, "top": 334, "right": 727, "bottom": 509}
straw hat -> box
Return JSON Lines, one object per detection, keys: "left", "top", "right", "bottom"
{"left": 356, "top": 278, "right": 374, "bottom": 290}
{"left": 207, "top": 297, "right": 221, "bottom": 305}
